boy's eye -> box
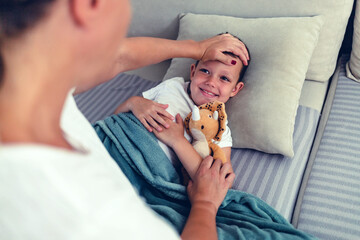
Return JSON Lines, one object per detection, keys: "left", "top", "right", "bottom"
{"left": 221, "top": 76, "right": 230, "bottom": 82}
{"left": 199, "top": 68, "right": 210, "bottom": 74}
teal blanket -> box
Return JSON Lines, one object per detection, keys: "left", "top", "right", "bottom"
{"left": 93, "top": 113, "right": 316, "bottom": 240}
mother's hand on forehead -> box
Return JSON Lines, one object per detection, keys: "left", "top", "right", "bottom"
{"left": 198, "top": 33, "right": 249, "bottom": 66}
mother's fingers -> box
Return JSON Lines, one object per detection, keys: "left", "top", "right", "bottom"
{"left": 219, "top": 162, "right": 232, "bottom": 178}
{"left": 211, "top": 158, "right": 222, "bottom": 172}
{"left": 198, "top": 157, "right": 233, "bottom": 185}
{"left": 224, "top": 172, "right": 235, "bottom": 188}
{"left": 212, "top": 46, "right": 248, "bottom": 67}
{"left": 222, "top": 33, "right": 249, "bottom": 59}
{"left": 220, "top": 163, "right": 235, "bottom": 187}
{"left": 200, "top": 155, "right": 215, "bottom": 170}
{"left": 220, "top": 35, "right": 249, "bottom": 66}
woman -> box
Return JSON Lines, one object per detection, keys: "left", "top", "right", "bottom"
{"left": 0, "top": 0, "right": 249, "bottom": 239}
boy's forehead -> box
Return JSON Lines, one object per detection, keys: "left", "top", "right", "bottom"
{"left": 198, "top": 60, "right": 243, "bottom": 80}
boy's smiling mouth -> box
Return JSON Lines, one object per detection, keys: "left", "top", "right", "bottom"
{"left": 200, "top": 88, "right": 218, "bottom": 97}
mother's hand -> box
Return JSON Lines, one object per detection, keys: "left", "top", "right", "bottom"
{"left": 187, "top": 156, "right": 235, "bottom": 211}
{"left": 199, "top": 33, "right": 249, "bottom": 67}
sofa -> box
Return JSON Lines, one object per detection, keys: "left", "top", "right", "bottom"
{"left": 75, "top": 0, "right": 360, "bottom": 239}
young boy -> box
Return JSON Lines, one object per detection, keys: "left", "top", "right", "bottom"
{"left": 115, "top": 41, "right": 249, "bottom": 180}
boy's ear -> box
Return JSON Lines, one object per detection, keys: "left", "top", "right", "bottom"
{"left": 70, "top": 0, "right": 101, "bottom": 26}
{"left": 230, "top": 82, "right": 244, "bottom": 97}
{"left": 190, "top": 64, "right": 196, "bottom": 81}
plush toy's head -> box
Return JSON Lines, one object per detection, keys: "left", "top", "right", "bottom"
{"left": 184, "top": 101, "right": 227, "bottom": 142}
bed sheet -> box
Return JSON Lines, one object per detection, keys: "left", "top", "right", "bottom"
{"left": 75, "top": 73, "right": 321, "bottom": 222}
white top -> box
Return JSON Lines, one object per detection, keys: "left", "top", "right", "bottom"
{"left": 0, "top": 90, "right": 179, "bottom": 240}
{"left": 143, "top": 77, "right": 232, "bottom": 165}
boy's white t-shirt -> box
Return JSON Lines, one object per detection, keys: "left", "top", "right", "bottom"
{"left": 0, "top": 90, "right": 179, "bottom": 240}
{"left": 143, "top": 77, "right": 232, "bottom": 165}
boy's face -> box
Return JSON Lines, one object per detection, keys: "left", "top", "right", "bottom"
{"left": 189, "top": 59, "right": 244, "bottom": 106}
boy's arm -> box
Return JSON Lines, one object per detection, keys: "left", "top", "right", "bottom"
{"left": 114, "top": 96, "right": 174, "bottom": 132}
{"left": 222, "top": 147, "right": 234, "bottom": 173}
{"left": 153, "top": 114, "right": 202, "bottom": 179}
{"left": 171, "top": 137, "right": 203, "bottom": 179}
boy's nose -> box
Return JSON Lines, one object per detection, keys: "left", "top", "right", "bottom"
{"left": 206, "top": 76, "right": 217, "bottom": 87}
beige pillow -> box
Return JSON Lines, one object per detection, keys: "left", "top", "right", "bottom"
{"left": 164, "top": 13, "right": 324, "bottom": 157}
{"left": 346, "top": 0, "right": 360, "bottom": 82}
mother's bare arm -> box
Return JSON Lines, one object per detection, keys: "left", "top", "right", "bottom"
{"left": 75, "top": 35, "right": 249, "bottom": 94}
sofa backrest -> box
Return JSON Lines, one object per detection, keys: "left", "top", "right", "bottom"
{"left": 128, "top": 0, "right": 354, "bottom": 82}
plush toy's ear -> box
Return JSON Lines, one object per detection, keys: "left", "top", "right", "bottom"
{"left": 184, "top": 112, "right": 192, "bottom": 135}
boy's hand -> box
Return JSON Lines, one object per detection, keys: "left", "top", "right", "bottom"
{"left": 199, "top": 33, "right": 249, "bottom": 67}
{"left": 153, "top": 113, "right": 185, "bottom": 147}
{"left": 115, "top": 96, "right": 174, "bottom": 132}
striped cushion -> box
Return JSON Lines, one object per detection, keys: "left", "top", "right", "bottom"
{"left": 296, "top": 55, "right": 360, "bottom": 239}
{"left": 231, "top": 106, "right": 319, "bottom": 221}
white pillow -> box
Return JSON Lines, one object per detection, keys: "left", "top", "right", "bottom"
{"left": 346, "top": 0, "right": 360, "bottom": 82}
{"left": 164, "top": 13, "right": 324, "bottom": 157}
